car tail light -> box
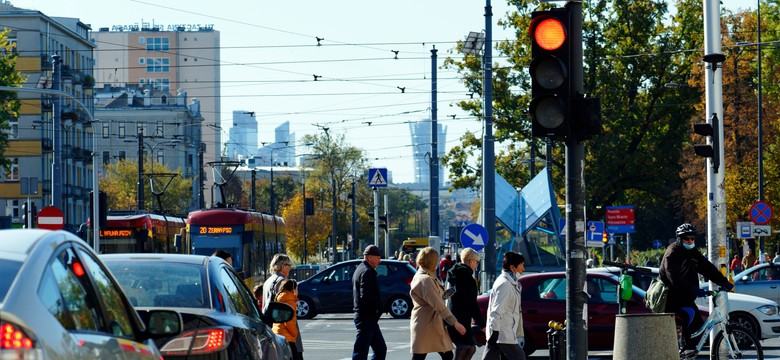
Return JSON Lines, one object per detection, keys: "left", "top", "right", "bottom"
{"left": 405, "top": 278, "right": 413, "bottom": 286}
{"left": 160, "top": 327, "right": 232, "bottom": 355}
{"left": 0, "top": 321, "right": 34, "bottom": 349}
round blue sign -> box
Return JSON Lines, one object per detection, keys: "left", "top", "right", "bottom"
{"left": 460, "top": 223, "right": 487, "bottom": 251}
{"left": 750, "top": 201, "right": 773, "bottom": 225}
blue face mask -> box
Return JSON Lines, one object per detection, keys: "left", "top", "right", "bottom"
{"left": 683, "top": 242, "right": 696, "bottom": 250}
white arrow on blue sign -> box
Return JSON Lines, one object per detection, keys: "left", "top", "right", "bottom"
{"left": 460, "top": 223, "right": 487, "bottom": 251}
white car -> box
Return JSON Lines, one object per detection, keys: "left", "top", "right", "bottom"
{"left": 591, "top": 266, "right": 780, "bottom": 340}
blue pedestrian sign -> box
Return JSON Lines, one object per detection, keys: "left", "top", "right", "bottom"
{"left": 368, "top": 168, "right": 388, "bottom": 187}
{"left": 460, "top": 223, "right": 487, "bottom": 251}
{"left": 653, "top": 239, "right": 663, "bottom": 250}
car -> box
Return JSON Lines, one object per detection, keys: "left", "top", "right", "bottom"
{"left": 594, "top": 266, "right": 780, "bottom": 340}
{"left": 295, "top": 259, "right": 416, "bottom": 319}
{"left": 733, "top": 262, "right": 780, "bottom": 304}
{"left": 476, "top": 271, "right": 709, "bottom": 356}
{"left": 0, "top": 229, "right": 180, "bottom": 359}
{"left": 101, "top": 253, "right": 294, "bottom": 360}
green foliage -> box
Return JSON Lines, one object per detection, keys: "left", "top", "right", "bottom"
{"left": 99, "top": 160, "right": 193, "bottom": 216}
{"left": 0, "top": 29, "right": 26, "bottom": 171}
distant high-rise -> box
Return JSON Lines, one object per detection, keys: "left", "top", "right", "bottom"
{"left": 410, "top": 120, "right": 447, "bottom": 187}
{"left": 226, "top": 111, "right": 257, "bottom": 159}
{"left": 254, "top": 121, "right": 295, "bottom": 167}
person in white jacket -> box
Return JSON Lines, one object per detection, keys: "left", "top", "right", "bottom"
{"left": 481, "top": 252, "right": 526, "bottom": 360}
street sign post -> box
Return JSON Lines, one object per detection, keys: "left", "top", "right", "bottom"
{"left": 460, "top": 223, "right": 487, "bottom": 251}
{"left": 37, "top": 206, "right": 64, "bottom": 230}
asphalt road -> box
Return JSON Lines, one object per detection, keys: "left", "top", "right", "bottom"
{"left": 299, "top": 314, "right": 780, "bottom": 359}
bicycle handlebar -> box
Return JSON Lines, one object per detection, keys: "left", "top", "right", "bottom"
{"left": 602, "top": 261, "right": 652, "bottom": 273}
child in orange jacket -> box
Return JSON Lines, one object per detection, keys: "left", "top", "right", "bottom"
{"left": 272, "top": 279, "right": 302, "bottom": 360}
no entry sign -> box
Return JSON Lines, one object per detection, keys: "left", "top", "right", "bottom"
{"left": 37, "top": 206, "right": 64, "bottom": 230}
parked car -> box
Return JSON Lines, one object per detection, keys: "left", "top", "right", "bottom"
{"left": 101, "top": 253, "right": 294, "bottom": 360}
{"left": 594, "top": 266, "right": 780, "bottom": 340}
{"left": 477, "top": 271, "right": 709, "bottom": 356}
{"left": 296, "top": 259, "right": 416, "bottom": 319}
{"left": 0, "top": 229, "right": 180, "bottom": 359}
{"left": 733, "top": 262, "right": 780, "bottom": 304}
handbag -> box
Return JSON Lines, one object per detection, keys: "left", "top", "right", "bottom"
{"left": 644, "top": 277, "right": 669, "bottom": 313}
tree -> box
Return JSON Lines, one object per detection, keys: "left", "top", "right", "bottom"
{"left": 281, "top": 192, "right": 333, "bottom": 263}
{"left": 99, "top": 160, "right": 192, "bottom": 216}
{"left": 443, "top": 0, "right": 705, "bottom": 245}
{"left": 0, "top": 29, "right": 26, "bottom": 171}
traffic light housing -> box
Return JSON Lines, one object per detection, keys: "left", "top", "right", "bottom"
{"left": 89, "top": 191, "right": 108, "bottom": 227}
{"left": 21, "top": 202, "right": 28, "bottom": 228}
{"left": 602, "top": 232, "right": 608, "bottom": 244}
{"left": 529, "top": 7, "right": 571, "bottom": 139}
{"left": 378, "top": 215, "right": 388, "bottom": 231}
{"left": 304, "top": 198, "right": 314, "bottom": 216}
{"left": 693, "top": 113, "right": 720, "bottom": 172}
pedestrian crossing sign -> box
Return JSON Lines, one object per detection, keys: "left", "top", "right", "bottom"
{"left": 368, "top": 168, "right": 388, "bottom": 187}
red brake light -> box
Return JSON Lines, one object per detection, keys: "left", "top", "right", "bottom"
{"left": 160, "top": 327, "right": 232, "bottom": 355}
{"left": 0, "top": 322, "right": 34, "bottom": 349}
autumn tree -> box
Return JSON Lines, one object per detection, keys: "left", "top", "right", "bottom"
{"left": 99, "top": 159, "right": 192, "bottom": 216}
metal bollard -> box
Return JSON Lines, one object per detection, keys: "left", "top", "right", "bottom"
{"left": 547, "top": 320, "right": 566, "bottom": 360}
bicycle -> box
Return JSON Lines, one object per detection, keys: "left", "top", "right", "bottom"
{"left": 679, "top": 287, "right": 763, "bottom": 360}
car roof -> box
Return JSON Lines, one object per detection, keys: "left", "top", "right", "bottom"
{"left": 734, "top": 262, "right": 778, "bottom": 279}
{"left": 101, "top": 253, "right": 211, "bottom": 266}
{"left": 0, "top": 229, "right": 77, "bottom": 260}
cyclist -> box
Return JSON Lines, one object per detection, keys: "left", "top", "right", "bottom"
{"left": 659, "top": 223, "right": 733, "bottom": 358}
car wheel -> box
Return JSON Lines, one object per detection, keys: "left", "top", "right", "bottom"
{"left": 388, "top": 296, "right": 411, "bottom": 318}
{"left": 729, "top": 312, "right": 759, "bottom": 339}
{"left": 296, "top": 297, "right": 317, "bottom": 319}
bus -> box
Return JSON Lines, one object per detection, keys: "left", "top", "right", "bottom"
{"left": 97, "top": 211, "right": 187, "bottom": 254}
{"left": 401, "top": 237, "right": 430, "bottom": 255}
{"left": 186, "top": 208, "right": 285, "bottom": 288}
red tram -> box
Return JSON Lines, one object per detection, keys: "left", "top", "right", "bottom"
{"left": 186, "top": 208, "right": 285, "bottom": 287}
{"left": 98, "top": 211, "right": 187, "bottom": 254}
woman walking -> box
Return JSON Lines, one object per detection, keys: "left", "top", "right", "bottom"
{"left": 410, "top": 247, "right": 466, "bottom": 359}
{"left": 482, "top": 252, "right": 526, "bottom": 360}
{"left": 446, "top": 248, "right": 486, "bottom": 360}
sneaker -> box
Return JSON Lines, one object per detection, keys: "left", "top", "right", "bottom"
{"left": 679, "top": 349, "right": 698, "bottom": 359}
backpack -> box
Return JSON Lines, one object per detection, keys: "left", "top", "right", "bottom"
{"left": 644, "top": 277, "right": 669, "bottom": 313}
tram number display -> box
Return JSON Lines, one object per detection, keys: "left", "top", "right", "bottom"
{"left": 198, "top": 226, "right": 234, "bottom": 235}
{"left": 100, "top": 229, "right": 133, "bottom": 238}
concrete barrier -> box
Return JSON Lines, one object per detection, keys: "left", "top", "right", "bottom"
{"left": 613, "top": 313, "right": 678, "bottom": 360}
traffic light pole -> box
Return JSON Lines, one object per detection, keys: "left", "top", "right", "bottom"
{"left": 564, "top": 2, "right": 588, "bottom": 359}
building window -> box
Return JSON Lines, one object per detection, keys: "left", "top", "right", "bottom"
{"left": 156, "top": 122, "right": 164, "bottom": 137}
{"left": 102, "top": 151, "right": 110, "bottom": 165}
{"left": 118, "top": 151, "right": 126, "bottom": 161}
{"left": 156, "top": 149, "right": 164, "bottom": 164}
{"left": 6, "top": 118, "right": 18, "bottom": 139}
{"left": 102, "top": 125, "right": 109, "bottom": 138}
{"left": 146, "top": 58, "right": 170, "bottom": 73}
{"left": 146, "top": 37, "right": 169, "bottom": 52}
{"left": 118, "top": 122, "right": 126, "bottom": 138}
{"left": 11, "top": 199, "right": 19, "bottom": 220}
{"left": 5, "top": 158, "right": 18, "bottom": 181}
{"left": 139, "top": 58, "right": 145, "bottom": 65}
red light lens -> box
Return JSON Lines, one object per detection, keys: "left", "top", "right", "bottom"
{"left": 72, "top": 261, "right": 85, "bottom": 277}
{"left": 534, "top": 18, "right": 566, "bottom": 51}
{"left": 0, "top": 322, "right": 34, "bottom": 349}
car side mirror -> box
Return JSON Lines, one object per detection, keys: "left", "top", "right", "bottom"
{"left": 139, "top": 309, "right": 182, "bottom": 337}
{"left": 323, "top": 276, "right": 331, "bottom": 284}
{"left": 263, "top": 301, "right": 295, "bottom": 324}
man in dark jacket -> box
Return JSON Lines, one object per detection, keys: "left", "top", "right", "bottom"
{"left": 659, "top": 223, "right": 733, "bottom": 357}
{"left": 352, "top": 245, "right": 387, "bottom": 360}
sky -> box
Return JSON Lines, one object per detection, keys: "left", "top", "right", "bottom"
{"left": 8, "top": 0, "right": 758, "bottom": 184}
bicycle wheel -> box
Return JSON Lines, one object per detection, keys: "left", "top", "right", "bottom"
{"left": 711, "top": 324, "right": 763, "bottom": 360}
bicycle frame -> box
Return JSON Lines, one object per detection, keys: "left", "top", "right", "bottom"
{"left": 689, "top": 289, "right": 742, "bottom": 358}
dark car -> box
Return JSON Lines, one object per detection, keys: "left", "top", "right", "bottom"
{"left": 0, "top": 229, "right": 180, "bottom": 359}
{"left": 296, "top": 259, "right": 416, "bottom": 319}
{"left": 102, "top": 253, "right": 294, "bottom": 359}
{"left": 477, "top": 271, "right": 709, "bottom": 356}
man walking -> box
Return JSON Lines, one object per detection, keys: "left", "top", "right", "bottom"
{"left": 352, "top": 245, "right": 387, "bottom": 360}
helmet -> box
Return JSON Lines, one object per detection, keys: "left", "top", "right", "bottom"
{"left": 676, "top": 223, "right": 697, "bottom": 237}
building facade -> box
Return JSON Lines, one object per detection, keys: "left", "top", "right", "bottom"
{"left": 226, "top": 110, "right": 257, "bottom": 160}
{"left": 0, "top": 3, "right": 96, "bottom": 232}
{"left": 91, "top": 23, "right": 220, "bottom": 206}
{"left": 409, "top": 119, "right": 447, "bottom": 188}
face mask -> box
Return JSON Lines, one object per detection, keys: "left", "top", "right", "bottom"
{"left": 683, "top": 242, "right": 696, "bottom": 250}
{"left": 515, "top": 272, "right": 523, "bottom": 279}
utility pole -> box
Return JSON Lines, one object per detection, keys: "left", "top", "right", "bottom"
{"left": 52, "top": 55, "right": 62, "bottom": 210}
{"left": 351, "top": 178, "right": 357, "bottom": 259}
{"left": 250, "top": 169, "right": 256, "bottom": 210}
{"left": 482, "top": 0, "right": 497, "bottom": 282}
{"left": 136, "top": 130, "right": 145, "bottom": 212}
{"left": 430, "top": 46, "right": 440, "bottom": 238}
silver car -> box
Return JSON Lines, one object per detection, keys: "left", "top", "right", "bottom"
{"left": 0, "top": 229, "right": 180, "bottom": 359}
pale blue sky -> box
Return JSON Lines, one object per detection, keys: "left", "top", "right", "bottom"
{"left": 9, "top": 0, "right": 758, "bottom": 183}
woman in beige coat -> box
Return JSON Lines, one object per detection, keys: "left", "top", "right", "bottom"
{"left": 410, "top": 247, "right": 466, "bottom": 359}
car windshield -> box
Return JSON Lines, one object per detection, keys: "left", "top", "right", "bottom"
{"left": 105, "top": 261, "right": 209, "bottom": 308}
{"left": 0, "top": 259, "right": 22, "bottom": 302}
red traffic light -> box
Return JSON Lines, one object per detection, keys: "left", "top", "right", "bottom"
{"left": 533, "top": 18, "right": 566, "bottom": 51}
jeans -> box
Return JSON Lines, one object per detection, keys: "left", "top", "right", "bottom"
{"left": 352, "top": 318, "right": 387, "bottom": 360}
